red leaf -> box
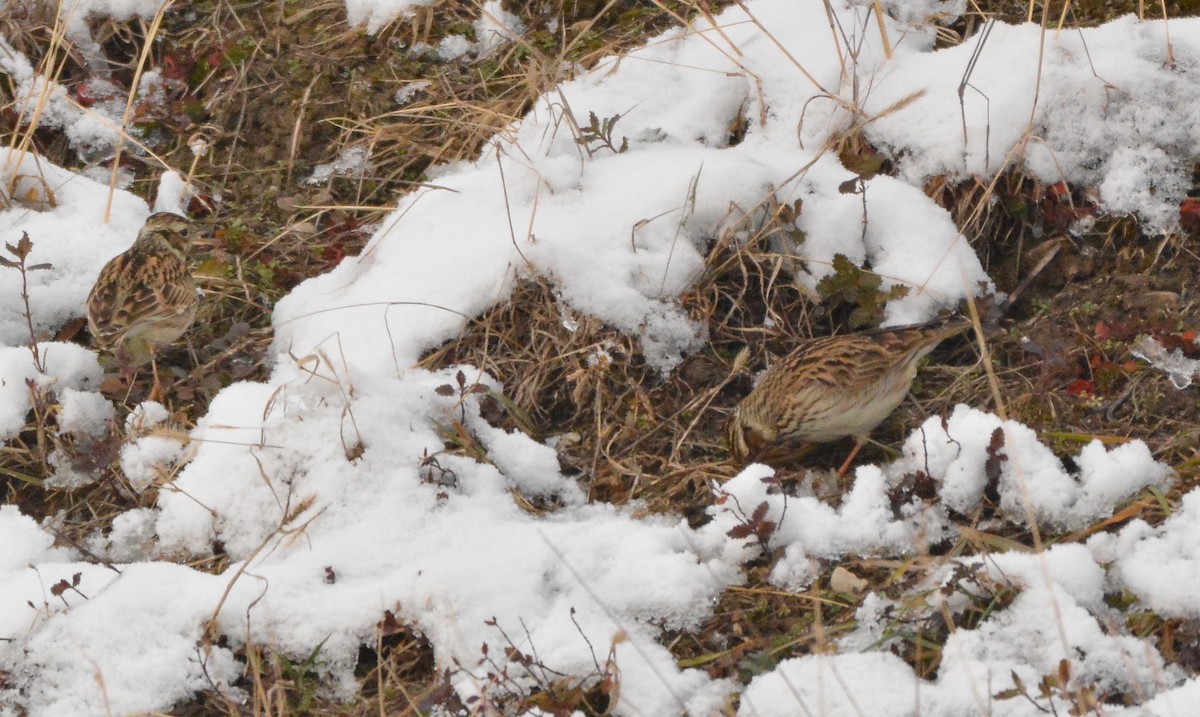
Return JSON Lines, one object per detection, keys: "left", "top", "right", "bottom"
{"left": 984, "top": 427, "right": 1007, "bottom": 483}
{"left": 1181, "top": 198, "right": 1200, "bottom": 234}
{"left": 161, "top": 54, "right": 187, "bottom": 82}
{"left": 727, "top": 524, "right": 754, "bottom": 540}
{"left": 1066, "top": 379, "right": 1093, "bottom": 397}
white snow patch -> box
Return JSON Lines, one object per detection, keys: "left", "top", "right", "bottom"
{"left": 57, "top": 388, "right": 114, "bottom": 436}
{"left": 739, "top": 651, "right": 918, "bottom": 717}
{"left": 897, "top": 405, "right": 1169, "bottom": 530}
{"left": 344, "top": 0, "right": 435, "bottom": 35}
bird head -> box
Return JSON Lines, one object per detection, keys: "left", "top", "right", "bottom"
{"left": 137, "top": 213, "right": 195, "bottom": 261}
{"left": 726, "top": 407, "right": 773, "bottom": 464}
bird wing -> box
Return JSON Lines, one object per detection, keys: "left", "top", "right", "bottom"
{"left": 86, "top": 251, "right": 196, "bottom": 346}
{"left": 769, "top": 334, "right": 910, "bottom": 438}
{"left": 782, "top": 334, "right": 897, "bottom": 387}
{"left": 86, "top": 254, "right": 136, "bottom": 345}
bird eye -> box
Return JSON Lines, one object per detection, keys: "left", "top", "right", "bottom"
{"left": 178, "top": 227, "right": 191, "bottom": 238}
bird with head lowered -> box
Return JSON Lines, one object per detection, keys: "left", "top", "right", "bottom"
{"left": 727, "top": 314, "right": 973, "bottom": 474}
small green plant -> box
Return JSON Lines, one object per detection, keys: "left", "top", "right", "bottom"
{"left": 1068, "top": 301, "right": 1099, "bottom": 320}
{"left": 276, "top": 638, "right": 330, "bottom": 713}
{"left": 576, "top": 111, "right": 629, "bottom": 156}
{"left": 718, "top": 473, "right": 787, "bottom": 556}
{"left": 463, "top": 612, "right": 620, "bottom": 716}
{"left": 817, "top": 254, "right": 910, "bottom": 329}
{"left": 430, "top": 370, "right": 491, "bottom": 464}
{"left": 435, "top": 369, "right": 490, "bottom": 424}
{"left": 0, "top": 232, "right": 53, "bottom": 373}
{"left": 995, "top": 659, "right": 1100, "bottom": 714}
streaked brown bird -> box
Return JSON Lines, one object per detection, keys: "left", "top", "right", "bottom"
{"left": 727, "top": 314, "right": 972, "bottom": 473}
{"left": 86, "top": 212, "right": 199, "bottom": 399}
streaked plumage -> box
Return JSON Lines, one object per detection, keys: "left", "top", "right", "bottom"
{"left": 727, "top": 315, "right": 971, "bottom": 465}
{"left": 86, "top": 213, "right": 198, "bottom": 369}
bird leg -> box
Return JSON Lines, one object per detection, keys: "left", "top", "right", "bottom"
{"left": 147, "top": 345, "right": 162, "bottom": 402}
{"left": 835, "top": 436, "right": 866, "bottom": 478}
{"left": 104, "top": 351, "right": 139, "bottom": 403}
{"left": 120, "top": 369, "right": 138, "bottom": 404}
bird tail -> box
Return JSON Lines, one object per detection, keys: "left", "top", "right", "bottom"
{"left": 870, "top": 313, "right": 972, "bottom": 340}
{"left": 916, "top": 313, "right": 973, "bottom": 341}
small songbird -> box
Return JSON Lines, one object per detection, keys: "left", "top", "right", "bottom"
{"left": 727, "top": 314, "right": 972, "bottom": 472}
{"left": 86, "top": 212, "right": 199, "bottom": 398}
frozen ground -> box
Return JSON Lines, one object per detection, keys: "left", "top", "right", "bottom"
{"left": 1, "top": 0, "right": 1197, "bottom": 715}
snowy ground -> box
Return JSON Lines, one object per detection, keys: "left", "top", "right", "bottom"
{"left": 1, "top": 0, "right": 1198, "bottom": 715}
